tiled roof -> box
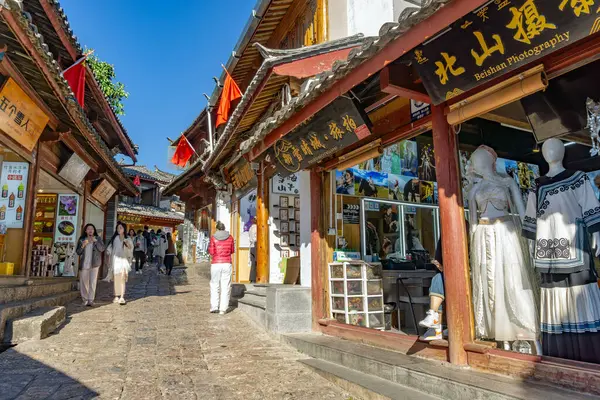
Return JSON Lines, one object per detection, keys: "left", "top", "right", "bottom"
{"left": 122, "top": 165, "right": 175, "bottom": 184}
{"left": 117, "top": 202, "right": 184, "bottom": 223}
{"left": 238, "top": 0, "right": 445, "bottom": 155}
{"left": 43, "top": 0, "right": 137, "bottom": 154}
{"left": 2, "top": 0, "right": 138, "bottom": 194}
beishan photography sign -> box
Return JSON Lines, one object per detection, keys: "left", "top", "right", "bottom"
{"left": 0, "top": 78, "right": 50, "bottom": 151}
{"left": 54, "top": 194, "right": 79, "bottom": 243}
{"left": 410, "top": 0, "right": 600, "bottom": 104}
{"left": 0, "top": 162, "right": 29, "bottom": 229}
{"left": 268, "top": 96, "right": 371, "bottom": 177}
{"left": 91, "top": 179, "right": 116, "bottom": 205}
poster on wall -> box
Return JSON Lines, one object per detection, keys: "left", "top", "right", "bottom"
{"left": 239, "top": 189, "right": 257, "bottom": 248}
{"left": 342, "top": 204, "right": 360, "bottom": 224}
{"left": 54, "top": 194, "right": 79, "bottom": 243}
{"left": 0, "top": 161, "right": 29, "bottom": 229}
{"left": 272, "top": 173, "right": 299, "bottom": 195}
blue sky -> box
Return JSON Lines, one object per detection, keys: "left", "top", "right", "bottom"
{"left": 60, "top": 0, "right": 256, "bottom": 173}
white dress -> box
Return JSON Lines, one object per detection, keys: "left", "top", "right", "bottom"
{"left": 108, "top": 236, "right": 133, "bottom": 276}
{"left": 470, "top": 180, "right": 539, "bottom": 341}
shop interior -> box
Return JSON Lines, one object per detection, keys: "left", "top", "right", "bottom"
{"left": 327, "top": 58, "right": 600, "bottom": 358}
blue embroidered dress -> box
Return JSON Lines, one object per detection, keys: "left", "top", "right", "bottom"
{"left": 523, "top": 170, "right": 600, "bottom": 363}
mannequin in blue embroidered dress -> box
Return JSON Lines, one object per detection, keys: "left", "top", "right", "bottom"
{"left": 523, "top": 138, "right": 600, "bottom": 363}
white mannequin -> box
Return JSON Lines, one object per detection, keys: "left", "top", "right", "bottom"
{"left": 542, "top": 138, "right": 600, "bottom": 255}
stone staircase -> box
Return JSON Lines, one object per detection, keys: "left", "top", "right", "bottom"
{"left": 236, "top": 284, "right": 267, "bottom": 327}
{"left": 0, "top": 279, "right": 78, "bottom": 343}
{"left": 284, "top": 333, "right": 598, "bottom": 400}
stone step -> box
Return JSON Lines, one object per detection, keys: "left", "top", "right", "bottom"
{"left": 238, "top": 296, "right": 267, "bottom": 329}
{"left": 0, "top": 280, "right": 75, "bottom": 305}
{"left": 0, "top": 291, "right": 79, "bottom": 342}
{"left": 3, "top": 306, "right": 66, "bottom": 344}
{"left": 300, "top": 358, "right": 441, "bottom": 400}
{"left": 237, "top": 295, "right": 266, "bottom": 310}
{"left": 246, "top": 284, "right": 268, "bottom": 296}
{"left": 284, "top": 333, "right": 596, "bottom": 400}
{"left": 244, "top": 289, "right": 267, "bottom": 298}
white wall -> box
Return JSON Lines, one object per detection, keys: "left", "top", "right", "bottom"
{"left": 298, "top": 171, "right": 312, "bottom": 287}
{"left": 215, "top": 191, "right": 231, "bottom": 233}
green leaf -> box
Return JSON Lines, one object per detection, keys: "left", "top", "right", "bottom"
{"left": 85, "top": 48, "right": 129, "bottom": 116}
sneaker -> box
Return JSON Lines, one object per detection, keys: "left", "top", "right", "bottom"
{"left": 210, "top": 309, "right": 219, "bottom": 313}
{"left": 82, "top": 300, "right": 88, "bottom": 306}
{"left": 87, "top": 302, "right": 94, "bottom": 307}
{"left": 219, "top": 311, "right": 226, "bottom": 315}
{"left": 420, "top": 327, "right": 442, "bottom": 341}
{"left": 113, "top": 297, "right": 120, "bottom": 304}
{"left": 119, "top": 298, "right": 127, "bottom": 305}
{"left": 419, "top": 310, "right": 440, "bottom": 328}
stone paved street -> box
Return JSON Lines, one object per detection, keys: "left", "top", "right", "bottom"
{"left": 0, "top": 264, "right": 349, "bottom": 400}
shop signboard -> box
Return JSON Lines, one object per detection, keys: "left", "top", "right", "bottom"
{"left": 0, "top": 161, "right": 29, "bottom": 228}
{"left": 410, "top": 0, "right": 600, "bottom": 104}
{"left": 268, "top": 97, "right": 371, "bottom": 178}
{"left": 58, "top": 153, "right": 90, "bottom": 188}
{"left": 119, "top": 214, "right": 142, "bottom": 224}
{"left": 0, "top": 78, "right": 50, "bottom": 151}
{"left": 229, "top": 158, "right": 257, "bottom": 198}
{"left": 410, "top": 100, "right": 431, "bottom": 121}
{"left": 342, "top": 204, "right": 360, "bottom": 224}
{"left": 54, "top": 194, "right": 79, "bottom": 243}
{"left": 271, "top": 173, "right": 300, "bottom": 195}
{"left": 91, "top": 179, "right": 116, "bottom": 205}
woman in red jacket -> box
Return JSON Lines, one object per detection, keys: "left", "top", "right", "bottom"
{"left": 208, "top": 221, "right": 235, "bottom": 315}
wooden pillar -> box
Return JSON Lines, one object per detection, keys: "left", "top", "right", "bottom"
{"left": 22, "top": 143, "right": 41, "bottom": 278}
{"left": 256, "top": 162, "right": 269, "bottom": 283}
{"left": 431, "top": 104, "right": 473, "bottom": 366}
{"left": 310, "top": 169, "right": 325, "bottom": 329}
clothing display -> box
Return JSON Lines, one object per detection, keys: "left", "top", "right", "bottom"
{"left": 470, "top": 180, "right": 539, "bottom": 341}
{"left": 523, "top": 170, "right": 600, "bottom": 363}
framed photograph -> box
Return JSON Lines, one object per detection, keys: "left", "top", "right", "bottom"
{"left": 294, "top": 197, "right": 300, "bottom": 208}
{"left": 279, "top": 196, "right": 289, "bottom": 208}
{"left": 296, "top": 235, "right": 301, "bottom": 246}
{"left": 289, "top": 221, "right": 296, "bottom": 233}
{"left": 279, "top": 208, "right": 289, "bottom": 221}
{"left": 281, "top": 250, "right": 290, "bottom": 258}
{"left": 280, "top": 221, "right": 289, "bottom": 233}
{"left": 289, "top": 234, "right": 296, "bottom": 246}
{"left": 296, "top": 222, "right": 300, "bottom": 232}
{"left": 280, "top": 234, "right": 289, "bottom": 246}
{"left": 294, "top": 209, "right": 300, "bottom": 221}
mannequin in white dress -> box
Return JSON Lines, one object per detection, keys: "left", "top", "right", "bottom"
{"left": 468, "top": 145, "right": 540, "bottom": 351}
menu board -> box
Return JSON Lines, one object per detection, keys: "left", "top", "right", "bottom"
{"left": 0, "top": 161, "right": 29, "bottom": 228}
{"left": 54, "top": 194, "right": 79, "bottom": 243}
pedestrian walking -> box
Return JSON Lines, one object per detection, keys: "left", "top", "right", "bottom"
{"left": 76, "top": 224, "right": 105, "bottom": 306}
{"left": 164, "top": 232, "right": 176, "bottom": 276}
{"left": 208, "top": 221, "right": 235, "bottom": 315}
{"left": 102, "top": 221, "right": 124, "bottom": 283}
{"left": 133, "top": 230, "right": 147, "bottom": 274}
{"left": 248, "top": 217, "right": 257, "bottom": 282}
{"left": 144, "top": 227, "right": 154, "bottom": 266}
{"left": 154, "top": 229, "right": 167, "bottom": 272}
{"left": 106, "top": 223, "right": 133, "bottom": 305}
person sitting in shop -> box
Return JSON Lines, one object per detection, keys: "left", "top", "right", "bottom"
{"left": 418, "top": 235, "right": 445, "bottom": 341}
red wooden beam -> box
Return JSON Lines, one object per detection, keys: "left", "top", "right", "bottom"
{"left": 380, "top": 64, "right": 430, "bottom": 104}
{"left": 248, "top": 0, "right": 491, "bottom": 161}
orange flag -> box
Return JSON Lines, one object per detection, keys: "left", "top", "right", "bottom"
{"left": 215, "top": 68, "right": 242, "bottom": 128}
{"left": 171, "top": 135, "right": 195, "bottom": 167}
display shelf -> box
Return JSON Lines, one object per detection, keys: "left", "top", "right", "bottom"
{"left": 328, "top": 261, "right": 385, "bottom": 330}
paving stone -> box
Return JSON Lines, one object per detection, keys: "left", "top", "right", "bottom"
{"left": 0, "top": 263, "right": 348, "bottom": 399}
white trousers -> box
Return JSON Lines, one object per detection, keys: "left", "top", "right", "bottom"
{"left": 80, "top": 267, "right": 99, "bottom": 302}
{"left": 210, "top": 263, "right": 232, "bottom": 312}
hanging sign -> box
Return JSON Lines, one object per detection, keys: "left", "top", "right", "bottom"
{"left": 0, "top": 78, "right": 49, "bottom": 151}
{"left": 0, "top": 161, "right": 29, "bottom": 228}
{"left": 54, "top": 194, "right": 79, "bottom": 243}
{"left": 229, "top": 158, "right": 257, "bottom": 198}
{"left": 91, "top": 179, "right": 116, "bottom": 205}
{"left": 267, "top": 96, "right": 371, "bottom": 178}
{"left": 58, "top": 153, "right": 90, "bottom": 187}
{"left": 410, "top": 0, "right": 600, "bottom": 105}
{"left": 342, "top": 203, "right": 360, "bottom": 224}
{"left": 271, "top": 173, "right": 300, "bottom": 194}
{"left": 410, "top": 100, "right": 431, "bottom": 121}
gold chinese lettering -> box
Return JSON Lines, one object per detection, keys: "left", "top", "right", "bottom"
{"left": 292, "top": 146, "right": 303, "bottom": 162}
{"left": 477, "top": 6, "right": 489, "bottom": 21}
{"left": 329, "top": 122, "right": 345, "bottom": 140}
{"left": 300, "top": 139, "right": 313, "bottom": 156}
{"left": 308, "top": 132, "right": 326, "bottom": 150}
{"left": 461, "top": 20, "right": 473, "bottom": 29}
{"left": 495, "top": 0, "right": 511, "bottom": 10}
{"left": 414, "top": 50, "right": 429, "bottom": 64}
{"left": 507, "top": 0, "right": 556, "bottom": 44}
{"left": 342, "top": 115, "right": 357, "bottom": 132}
{"left": 470, "top": 31, "right": 505, "bottom": 66}
{"left": 434, "top": 53, "right": 465, "bottom": 85}
{"left": 274, "top": 140, "right": 301, "bottom": 173}
{"left": 559, "top": 0, "right": 594, "bottom": 16}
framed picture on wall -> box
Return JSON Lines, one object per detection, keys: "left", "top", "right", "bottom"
{"left": 296, "top": 222, "right": 301, "bottom": 232}
{"left": 289, "top": 234, "right": 296, "bottom": 246}
{"left": 281, "top": 234, "right": 289, "bottom": 246}
{"left": 279, "top": 208, "right": 289, "bottom": 221}
{"left": 294, "top": 209, "right": 300, "bottom": 221}
{"left": 280, "top": 196, "right": 289, "bottom": 208}
{"left": 280, "top": 221, "right": 289, "bottom": 233}
{"left": 289, "top": 222, "right": 296, "bottom": 233}
{"left": 296, "top": 235, "right": 301, "bottom": 246}
{"left": 294, "top": 197, "right": 300, "bottom": 208}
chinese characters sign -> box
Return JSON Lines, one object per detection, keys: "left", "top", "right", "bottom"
{"left": 271, "top": 173, "right": 300, "bottom": 195}
{"left": 91, "top": 179, "right": 116, "bottom": 205}
{"left": 410, "top": 0, "right": 600, "bottom": 104}
{"left": 0, "top": 162, "right": 29, "bottom": 229}
{"left": 267, "top": 97, "right": 371, "bottom": 177}
{"left": 119, "top": 214, "right": 142, "bottom": 224}
{"left": 54, "top": 194, "right": 79, "bottom": 243}
{"left": 58, "top": 153, "right": 90, "bottom": 187}
{"left": 229, "top": 158, "right": 256, "bottom": 197}
{"left": 0, "top": 78, "right": 49, "bottom": 151}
